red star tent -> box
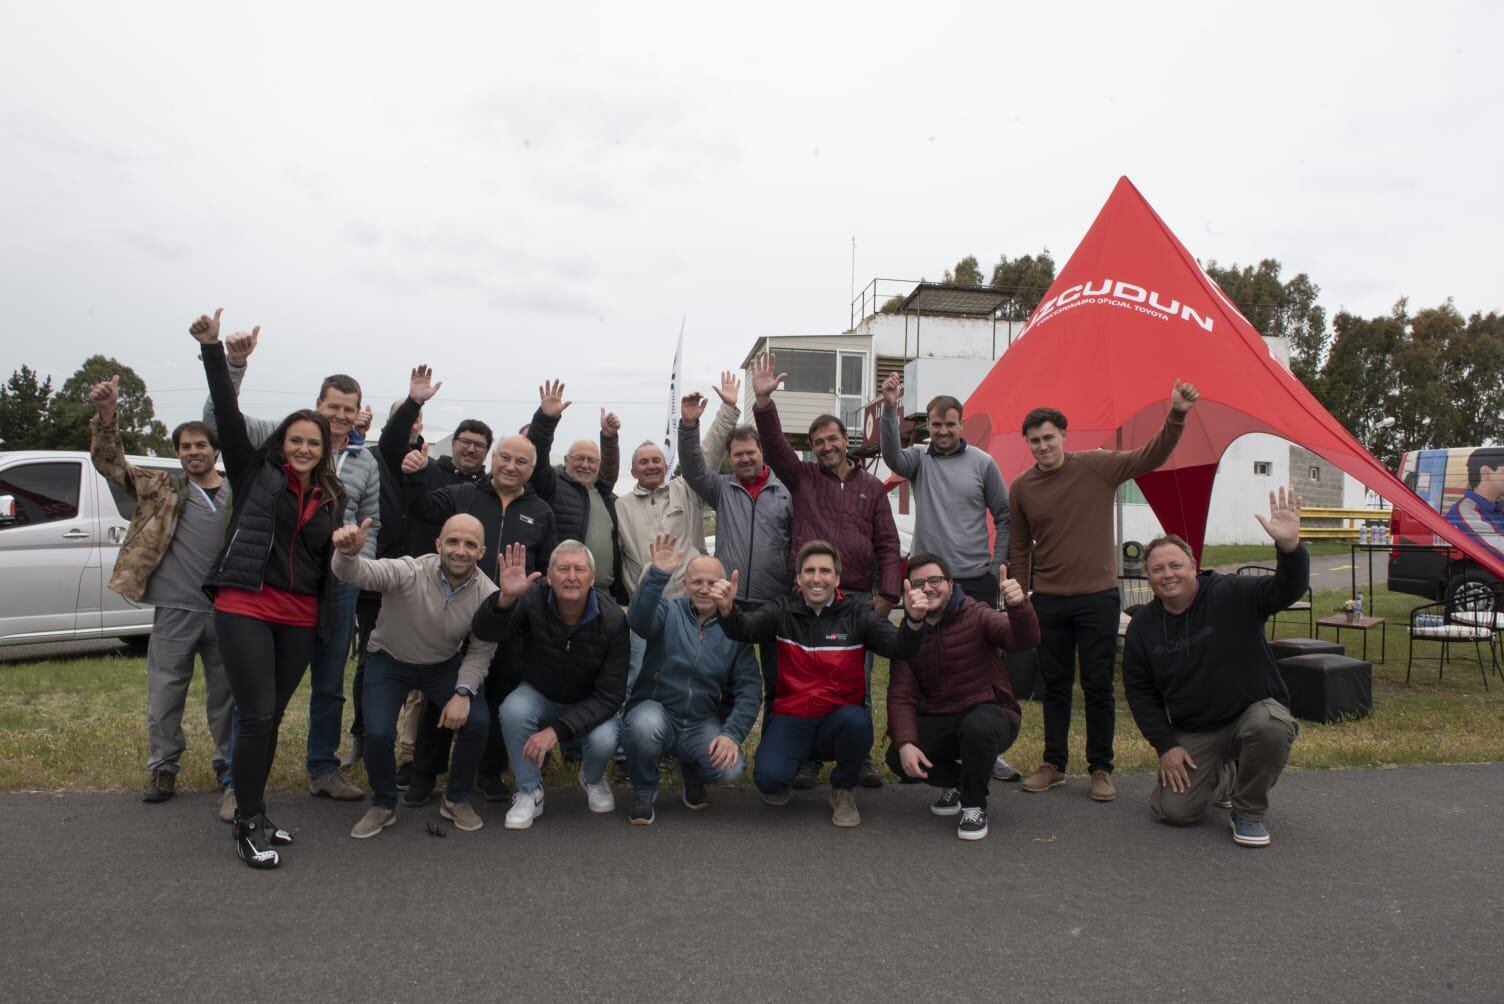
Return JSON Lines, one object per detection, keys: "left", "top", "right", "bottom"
{"left": 961, "top": 176, "right": 1504, "bottom": 580}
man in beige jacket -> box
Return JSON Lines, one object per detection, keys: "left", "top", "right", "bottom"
{"left": 331, "top": 514, "right": 498, "bottom": 837}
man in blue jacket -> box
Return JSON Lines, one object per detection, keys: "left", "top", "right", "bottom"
{"left": 623, "top": 533, "right": 762, "bottom": 825}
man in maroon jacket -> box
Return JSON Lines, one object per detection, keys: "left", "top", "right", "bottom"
{"left": 887, "top": 554, "right": 1040, "bottom": 840}
{"left": 749, "top": 351, "right": 903, "bottom": 788}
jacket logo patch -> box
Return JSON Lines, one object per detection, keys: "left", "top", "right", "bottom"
{"left": 519, "top": 514, "right": 535, "bottom": 524}
{"left": 825, "top": 632, "right": 847, "bottom": 641}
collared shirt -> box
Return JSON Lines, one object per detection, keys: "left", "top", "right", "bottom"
{"left": 436, "top": 565, "right": 481, "bottom": 600}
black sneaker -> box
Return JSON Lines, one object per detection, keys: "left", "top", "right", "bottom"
{"left": 234, "top": 817, "right": 280, "bottom": 870}
{"left": 629, "top": 792, "right": 656, "bottom": 826}
{"left": 477, "top": 774, "right": 511, "bottom": 803}
{"left": 142, "top": 769, "right": 175, "bottom": 803}
{"left": 930, "top": 787, "right": 962, "bottom": 816}
{"left": 403, "top": 772, "right": 437, "bottom": 808}
{"left": 957, "top": 806, "right": 989, "bottom": 841}
{"left": 859, "top": 759, "right": 885, "bottom": 788}
{"left": 395, "top": 761, "right": 413, "bottom": 792}
{"left": 682, "top": 782, "right": 708, "bottom": 811}
{"left": 261, "top": 814, "right": 294, "bottom": 846}
{"left": 792, "top": 761, "right": 821, "bottom": 790}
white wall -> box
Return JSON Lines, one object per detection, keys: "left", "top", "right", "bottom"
{"left": 863, "top": 313, "right": 1016, "bottom": 360}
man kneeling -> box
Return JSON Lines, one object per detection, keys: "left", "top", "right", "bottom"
{"left": 717, "top": 540, "right": 927, "bottom": 827}
{"left": 332, "top": 515, "right": 497, "bottom": 837}
{"left": 886, "top": 554, "right": 1039, "bottom": 840}
{"left": 1123, "top": 489, "right": 1306, "bottom": 847}
{"left": 623, "top": 534, "right": 762, "bottom": 825}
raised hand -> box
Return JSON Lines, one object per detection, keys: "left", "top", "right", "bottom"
{"left": 226, "top": 326, "right": 260, "bottom": 365}
{"left": 497, "top": 542, "right": 541, "bottom": 599}
{"left": 715, "top": 370, "right": 741, "bottom": 407}
{"left": 89, "top": 375, "right": 120, "bottom": 423}
{"left": 353, "top": 404, "right": 373, "bottom": 436}
{"left": 409, "top": 364, "right": 443, "bottom": 404}
{"left": 1254, "top": 486, "right": 1303, "bottom": 552}
{"left": 1170, "top": 378, "right": 1200, "bottom": 413}
{"left": 902, "top": 584, "right": 931, "bottom": 622}
{"left": 709, "top": 570, "right": 740, "bottom": 615}
{"left": 600, "top": 408, "right": 621, "bottom": 436}
{"left": 538, "top": 379, "right": 571, "bottom": 419}
{"left": 400, "top": 443, "right": 429, "bottom": 474}
{"left": 881, "top": 371, "right": 902, "bottom": 407}
{"left": 1000, "top": 576, "right": 1026, "bottom": 609}
{"left": 188, "top": 308, "right": 223, "bottom": 344}
{"left": 749, "top": 352, "right": 786, "bottom": 403}
{"left": 650, "top": 532, "right": 685, "bottom": 574}
{"left": 680, "top": 392, "right": 707, "bottom": 424}
{"left": 332, "top": 517, "right": 372, "bottom": 556}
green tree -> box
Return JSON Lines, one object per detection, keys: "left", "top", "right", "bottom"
{"left": 1318, "top": 306, "right": 1406, "bottom": 466}
{"left": 989, "top": 250, "right": 1056, "bottom": 321}
{"left": 942, "top": 255, "right": 985, "bottom": 286}
{"left": 1203, "top": 259, "right": 1328, "bottom": 380}
{"left": 0, "top": 365, "right": 55, "bottom": 449}
{"left": 42, "top": 356, "right": 171, "bottom": 455}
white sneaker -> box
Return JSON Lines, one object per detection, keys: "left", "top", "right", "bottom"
{"left": 581, "top": 774, "right": 616, "bottom": 813}
{"left": 504, "top": 789, "right": 545, "bottom": 830}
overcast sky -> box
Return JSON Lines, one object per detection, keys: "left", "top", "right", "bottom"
{"left": 3, "top": 2, "right": 1499, "bottom": 449}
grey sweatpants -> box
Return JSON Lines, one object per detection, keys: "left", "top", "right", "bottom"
{"left": 145, "top": 605, "right": 235, "bottom": 784}
{"left": 1150, "top": 698, "right": 1298, "bottom": 824}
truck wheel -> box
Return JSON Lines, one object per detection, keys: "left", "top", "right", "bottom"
{"left": 1445, "top": 572, "right": 1496, "bottom": 607}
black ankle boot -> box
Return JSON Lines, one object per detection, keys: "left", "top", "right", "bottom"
{"left": 261, "top": 814, "right": 294, "bottom": 846}
{"left": 233, "top": 816, "right": 280, "bottom": 870}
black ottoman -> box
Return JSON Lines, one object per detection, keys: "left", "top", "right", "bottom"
{"left": 1277, "top": 653, "right": 1372, "bottom": 723}
{"left": 1271, "top": 637, "right": 1345, "bottom": 661}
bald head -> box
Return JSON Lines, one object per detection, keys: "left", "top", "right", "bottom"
{"left": 435, "top": 513, "right": 486, "bottom": 582}
{"left": 440, "top": 513, "right": 484, "bottom": 542}
{"left": 491, "top": 434, "right": 537, "bottom": 493}
{"left": 564, "top": 439, "right": 602, "bottom": 484}
{"left": 684, "top": 553, "right": 724, "bottom": 618}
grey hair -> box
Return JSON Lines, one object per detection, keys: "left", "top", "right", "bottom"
{"left": 548, "top": 539, "right": 596, "bottom": 573}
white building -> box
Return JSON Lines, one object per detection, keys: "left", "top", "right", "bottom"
{"left": 741, "top": 278, "right": 1370, "bottom": 551}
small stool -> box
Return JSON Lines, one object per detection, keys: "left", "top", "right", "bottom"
{"left": 1277, "top": 653, "right": 1372, "bottom": 723}
{"left": 1271, "top": 637, "right": 1345, "bottom": 661}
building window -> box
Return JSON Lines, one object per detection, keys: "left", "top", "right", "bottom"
{"left": 776, "top": 349, "right": 837, "bottom": 394}
{"left": 1308, "top": 466, "right": 1321, "bottom": 482}
{"left": 1253, "top": 461, "right": 1271, "bottom": 476}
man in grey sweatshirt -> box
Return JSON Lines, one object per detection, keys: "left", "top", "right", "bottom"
{"left": 880, "top": 371, "right": 1020, "bottom": 781}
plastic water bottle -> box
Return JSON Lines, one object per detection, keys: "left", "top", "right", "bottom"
{"left": 1355, "top": 593, "right": 1364, "bottom": 620}
{"left": 1360, "top": 525, "right": 1370, "bottom": 545}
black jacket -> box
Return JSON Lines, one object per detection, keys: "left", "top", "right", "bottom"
{"left": 1123, "top": 544, "right": 1308, "bottom": 753}
{"left": 471, "top": 582, "right": 629, "bottom": 740}
{"left": 199, "top": 342, "right": 342, "bottom": 634}
{"left": 526, "top": 408, "right": 626, "bottom": 602}
{"left": 379, "top": 395, "right": 489, "bottom": 558}
{"left": 405, "top": 474, "right": 557, "bottom": 584}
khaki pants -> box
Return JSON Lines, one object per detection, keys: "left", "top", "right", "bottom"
{"left": 1150, "top": 699, "right": 1298, "bottom": 824}
{"left": 395, "top": 690, "right": 423, "bottom": 765}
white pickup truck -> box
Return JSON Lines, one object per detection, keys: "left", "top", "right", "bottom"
{"left": 0, "top": 449, "right": 186, "bottom": 648}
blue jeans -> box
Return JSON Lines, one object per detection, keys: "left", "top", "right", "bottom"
{"left": 627, "top": 630, "right": 647, "bottom": 698}
{"left": 621, "top": 700, "right": 744, "bottom": 794}
{"left": 499, "top": 683, "right": 620, "bottom": 794}
{"left": 755, "top": 705, "right": 873, "bottom": 793}
{"left": 307, "top": 581, "right": 358, "bottom": 779}
{"left": 363, "top": 651, "right": 488, "bottom": 809}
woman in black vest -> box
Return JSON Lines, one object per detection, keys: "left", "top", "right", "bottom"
{"left": 191, "top": 310, "right": 344, "bottom": 869}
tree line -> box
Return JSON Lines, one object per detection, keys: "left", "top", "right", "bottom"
{"left": 0, "top": 356, "right": 169, "bottom": 455}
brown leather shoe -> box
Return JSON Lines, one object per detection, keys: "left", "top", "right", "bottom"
{"left": 1020, "top": 764, "right": 1066, "bottom": 793}
{"left": 1089, "top": 769, "right": 1117, "bottom": 802}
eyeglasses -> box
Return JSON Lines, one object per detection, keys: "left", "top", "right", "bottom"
{"left": 565, "top": 454, "right": 601, "bottom": 466}
{"left": 453, "top": 437, "right": 489, "bottom": 451}
{"left": 908, "top": 575, "right": 947, "bottom": 589}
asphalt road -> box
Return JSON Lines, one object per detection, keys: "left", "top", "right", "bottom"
{"left": 2, "top": 763, "right": 1499, "bottom": 1002}
{"left": 1210, "top": 548, "right": 1388, "bottom": 595}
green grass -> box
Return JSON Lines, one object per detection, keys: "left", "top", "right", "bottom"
{"left": 1201, "top": 540, "right": 1352, "bottom": 566}
{"left": 3, "top": 583, "right": 1500, "bottom": 793}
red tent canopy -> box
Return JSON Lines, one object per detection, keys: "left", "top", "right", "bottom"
{"left": 962, "top": 176, "right": 1504, "bottom": 580}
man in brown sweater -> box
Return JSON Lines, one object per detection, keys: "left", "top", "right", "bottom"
{"left": 1009, "top": 380, "right": 1199, "bottom": 801}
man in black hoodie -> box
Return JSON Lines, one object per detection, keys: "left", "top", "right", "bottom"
{"left": 1122, "top": 488, "right": 1306, "bottom": 848}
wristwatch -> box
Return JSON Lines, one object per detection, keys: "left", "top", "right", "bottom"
{"left": 455, "top": 685, "right": 477, "bottom": 699}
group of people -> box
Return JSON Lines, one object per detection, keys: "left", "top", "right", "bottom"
{"left": 89, "top": 306, "right": 1308, "bottom": 870}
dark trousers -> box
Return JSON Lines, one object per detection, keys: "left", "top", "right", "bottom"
{"left": 214, "top": 612, "right": 316, "bottom": 819}
{"left": 350, "top": 593, "right": 381, "bottom": 741}
{"left": 363, "top": 651, "right": 488, "bottom": 809}
{"left": 953, "top": 572, "right": 999, "bottom": 609}
{"left": 885, "top": 703, "right": 1017, "bottom": 809}
{"left": 413, "top": 648, "right": 514, "bottom": 781}
{"left": 754, "top": 705, "right": 873, "bottom": 793}
{"left": 1033, "top": 588, "right": 1120, "bottom": 773}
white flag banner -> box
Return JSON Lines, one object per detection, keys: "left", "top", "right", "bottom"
{"left": 663, "top": 322, "right": 685, "bottom": 472}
